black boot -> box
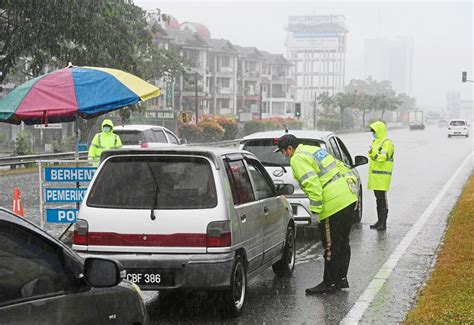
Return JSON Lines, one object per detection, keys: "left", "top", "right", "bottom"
{"left": 370, "top": 220, "right": 381, "bottom": 229}
{"left": 305, "top": 281, "right": 336, "bottom": 295}
{"left": 376, "top": 211, "right": 387, "bottom": 231}
{"left": 336, "top": 278, "right": 349, "bottom": 289}
{"left": 370, "top": 209, "right": 382, "bottom": 229}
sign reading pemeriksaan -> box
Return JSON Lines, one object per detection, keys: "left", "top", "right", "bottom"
{"left": 45, "top": 188, "right": 87, "bottom": 203}
{"left": 45, "top": 167, "right": 95, "bottom": 182}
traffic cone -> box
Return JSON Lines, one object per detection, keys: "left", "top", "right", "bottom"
{"left": 12, "top": 188, "right": 24, "bottom": 217}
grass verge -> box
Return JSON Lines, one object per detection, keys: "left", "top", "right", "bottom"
{"left": 404, "top": 175, "right": 474, "bottom": 323}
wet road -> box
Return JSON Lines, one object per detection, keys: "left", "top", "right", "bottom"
{"left": 1, "top": 126, "right": 472, "bottom": 323}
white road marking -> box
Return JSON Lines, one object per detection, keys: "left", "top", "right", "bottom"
{"left": 340, "top": 152, "right": 473, "bottom": 325}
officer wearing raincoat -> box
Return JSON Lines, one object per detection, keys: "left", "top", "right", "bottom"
{"left": 88, "top": 119, "right": 122, "bottom": 167}
{"left": 275, "top": 134, "right": 358, "bottom": 295}
{"left": 368, "top": 121, "right": 395, "bottom": 231}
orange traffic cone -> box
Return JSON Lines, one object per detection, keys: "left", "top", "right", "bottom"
{"left": 12, "top": 188, "right": 24, "bottom": 217}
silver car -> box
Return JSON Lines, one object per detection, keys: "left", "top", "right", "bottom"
{"left": 240, "top": 130, "right": 368, "bottom": 227}
{"left": 73, "top": 147, "right": 295, "bottom": 316}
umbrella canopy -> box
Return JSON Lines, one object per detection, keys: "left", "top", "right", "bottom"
{"left": 0, "top": 66, "right": 161, "bottom": 125}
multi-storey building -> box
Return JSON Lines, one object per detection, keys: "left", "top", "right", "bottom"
{"left": 286, "top": 15, "right": 347, "bottom": 122}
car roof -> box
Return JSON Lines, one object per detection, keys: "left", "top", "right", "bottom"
{"left": 113, "top": 124, "right": 168, "bottom": 131}
{"left": 448, "top": 119, "right": 466, "bottom": 122}
{"left": 242, "top": 130, "right": 333, "bottom": 142}
{"left": 101, "top": 146, "right": 257, "bottom": 168}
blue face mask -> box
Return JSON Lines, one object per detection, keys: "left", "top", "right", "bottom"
{"left": 372, "top": 132, "right": 376, "bottom": 138}
{"left": 103, "top": 126, "right": 112, "bottom": 133}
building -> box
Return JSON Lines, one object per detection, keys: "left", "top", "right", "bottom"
{"left": 446, "top": 91, "right": 473, "bottom": 121}
{"left": 286, "top": 15, "right": 348, "bottom": 123}
{"left": 364, "top": 36, "right": 413, "bottom": 95}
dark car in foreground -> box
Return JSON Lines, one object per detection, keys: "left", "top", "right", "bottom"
{"left": 0, "top": 208, "right": 148, "bottom": 325}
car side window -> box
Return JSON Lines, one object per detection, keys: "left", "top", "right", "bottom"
{"left": 0, "top": 221, "right": 76, "bottom": 306}
{"left": 328, "top": 137, "right": 342, "bottom": 161}
{"left": 152, "top": 130, "right": 168, "bottom": 143}
{"left": 245, "top": 158, "right": 275, "bottom": 200}
{"left": 335, "top": 137, "right": 353, "bottom": 166}
{"left": 224, "top": 160, "right": 256, "bottom": 205}
{"left": 165, "top": 130, "right": 179, "bottom": 144}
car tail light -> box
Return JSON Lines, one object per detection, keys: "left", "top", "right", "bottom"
{"left": 206, "top": 221, "right": 231, "bottom": 247}
{"left": 73, "top": 219, "right": 89, "bottom": 245}
{"left": 273, "top": 137, "right": 279, "bottom": 145}
{"left": 141, "top": 142, "right": 150, "bottom": 148}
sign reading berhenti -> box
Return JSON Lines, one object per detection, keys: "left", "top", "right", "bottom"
{"left": 44, "top": 167, "right": 95, "bottom": 223}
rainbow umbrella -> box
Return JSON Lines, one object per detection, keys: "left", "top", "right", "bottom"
{"left": 0, "top": 66, "right": 161, "bottom": 125}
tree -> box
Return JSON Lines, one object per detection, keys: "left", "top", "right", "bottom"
{"left": 0, "top": 0, "right": 153, "bottom": 82}
{"left": 316, "top": 92, "right": 335, "bottom": 114}
{"left": 333, "top": 92, "right": 357, "bottom": 129}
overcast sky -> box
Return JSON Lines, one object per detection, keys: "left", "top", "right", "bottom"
{"left": 135, "top": 0, "right": 473, "bottom": 110}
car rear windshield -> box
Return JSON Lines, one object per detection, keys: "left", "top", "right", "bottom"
{"left": 242, "top": 138, "right": 324, "bottom": 166}
{"left": 87, "top": 156, "right": 217, "bottom": 209}
{"left": 449, "top": 120, "right": 466, "bottom": 126}
{"left": 114, "top": 130, "right": 146, "bottom": 145}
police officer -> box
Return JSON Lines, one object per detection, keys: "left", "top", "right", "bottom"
{"left": 368, "top": 121, "right": 394, "bottom": 231}
{"left": 274, "top": 134, "right": 357, "bottom": 294}
{"left": 88, "top": 119, "right": 122, "bottom": 167}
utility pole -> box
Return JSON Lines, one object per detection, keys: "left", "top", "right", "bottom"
{"left": 259, "top": 82, "right": 263, "bottom": 120}
{"left": 194, "top": 72, "right": 199, "bottom": 123}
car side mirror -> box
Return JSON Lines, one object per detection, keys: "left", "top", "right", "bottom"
{"left": 354, "top": 155, "right": 368, "bottom": 167}
{"left": 276, "top": 184, "right": 295, "bottom": 196}
{"left": 84, "top": 258, "right": 124, "bottom": 287}
{"left": 179, "top": 138, "right": 187, "bottom": 145}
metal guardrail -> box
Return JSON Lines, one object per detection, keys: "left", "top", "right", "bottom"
{"left": 0, "top": 140, "right": 243, "bottom": 168}
{"left": 0, "top": 151, "right": 88, "bottom": 167}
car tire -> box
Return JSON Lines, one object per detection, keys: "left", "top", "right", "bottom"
{"left": 353, "top": 187, "right": 363, "bottom": 223}
{"left": 222, "top": 255, "right": 247, "bottom": 317}
{"left": 272, "top": 226, "right": 296, "bottom": 277}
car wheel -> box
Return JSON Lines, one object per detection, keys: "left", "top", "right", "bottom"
{"left": 272, "top": 226, "right": 296, "bottom": 277}
{"left": 353, "top": 187, "right": 363, "bottom": 223}
{"left": 222, "top": 255, "right": 247, "bottom": 317}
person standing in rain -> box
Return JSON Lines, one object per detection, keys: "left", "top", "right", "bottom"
{"left": 368, "top": 121, "right": 395, "bottom": 231}
{"left": 274, "top": 134, "right": 358, "bottom": 294}
{"left": 88, "top": 119, "right": 122, "bottom": 167}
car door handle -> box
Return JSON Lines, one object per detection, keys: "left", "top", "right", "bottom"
{"left": 264, "top": 206, "right": 269, "bottom": 214}
{"left": 240, "top": 214, "right": 247, "bottom": 223}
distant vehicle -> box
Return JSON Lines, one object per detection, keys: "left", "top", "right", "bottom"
{"left": 113, "top": 124, "right": 186, "bottom": 149}
{"left": 408, "top": 111, "right": 425, "bottom": 130}
{"left": 448, "top": 119, "right": 469, "bottom": 137}
{"left": 73, "top": 146, "right": 296, "bottom": 316}
{"left": 0, "top": 208, "right": 148, "bottom": 324}
{"left": 438, "top": 119, "right": 448, "bottom": 128}
{"left": 240, "top": 130, "right": 368, "bottom": 227}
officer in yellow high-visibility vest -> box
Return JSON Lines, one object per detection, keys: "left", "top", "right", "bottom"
{"left": 88, "top": 119, "right": 122, "bottom": 167}
{"left": 275, "top": 134, "right": 358, "bottom": 294}
{"left": 368, "top": 121, "right": 394, "bottom": 231}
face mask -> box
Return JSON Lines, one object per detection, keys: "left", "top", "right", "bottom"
{"left": 103, "top": 126, "right": 112, "bottom": 133}
{"left": 372, "top": 132, "right": 376, "bottom": 138}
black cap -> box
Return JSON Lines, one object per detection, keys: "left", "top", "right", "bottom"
{"left": 273, "top": 134, "right": 298, "bottom": 153}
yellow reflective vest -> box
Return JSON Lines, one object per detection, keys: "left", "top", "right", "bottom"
{"left": 368, "top": 121, "right": 394, "bottom": 191}
{"left": 290, "top": 144, "right": 358, "bottom": 220}
{"left": 88, "top": 119, "right": 122, "bottom": 167}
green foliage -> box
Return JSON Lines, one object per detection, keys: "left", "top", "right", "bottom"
{"left": 0, "top": 0, "right": 153, "bottom": 82}
{"left": 316, "top": 116, "right": 341, "bottom": 131}
{"left": 178, "top": 124, "right": 202, "bottom": 143}
{"left": 14, "top": 131, "right": 33, "bottom": 155}
{"left": 216, "top": 117, "right": 238, "bottom": 140}
{"left": 52, "top": 136, "right": 76, "bottom": 152}
{"left": 244, "top": 120, "right": 267, "bottom": 135}
{"left": 198, "top": 120, "right": 224, "bottom": 143}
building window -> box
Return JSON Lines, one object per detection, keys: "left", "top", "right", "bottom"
{"left": 222, "top": 56, "right": 230, "bottom": 67}
{"left": 221, "top": 78, "right": 230, "bottom": 88}
{"left": 221, "top": 99, "right": 231, "bottom": 109}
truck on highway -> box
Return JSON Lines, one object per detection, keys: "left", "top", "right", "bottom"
{"left": 408, "top": 110, "right": 425, "bottom": 130}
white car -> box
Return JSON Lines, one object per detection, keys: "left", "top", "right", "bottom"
{"left": 113, "top": 124, "right": 186, "bottom": 148}
{"left": 240, "top": 130, "right": 368, "bottom": 227}
{"left": 447, "top": 119, "right": 469, "bottom": 137}
{"left": 73, "top": 146, "right": 295, "bottom": 316}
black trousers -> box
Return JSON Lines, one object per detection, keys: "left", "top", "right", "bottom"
{"left": 374, "top": 190, "right": 388, "bottom": 223}
{"left": 318, "top": 202, "right": 356, "bottom": 285}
